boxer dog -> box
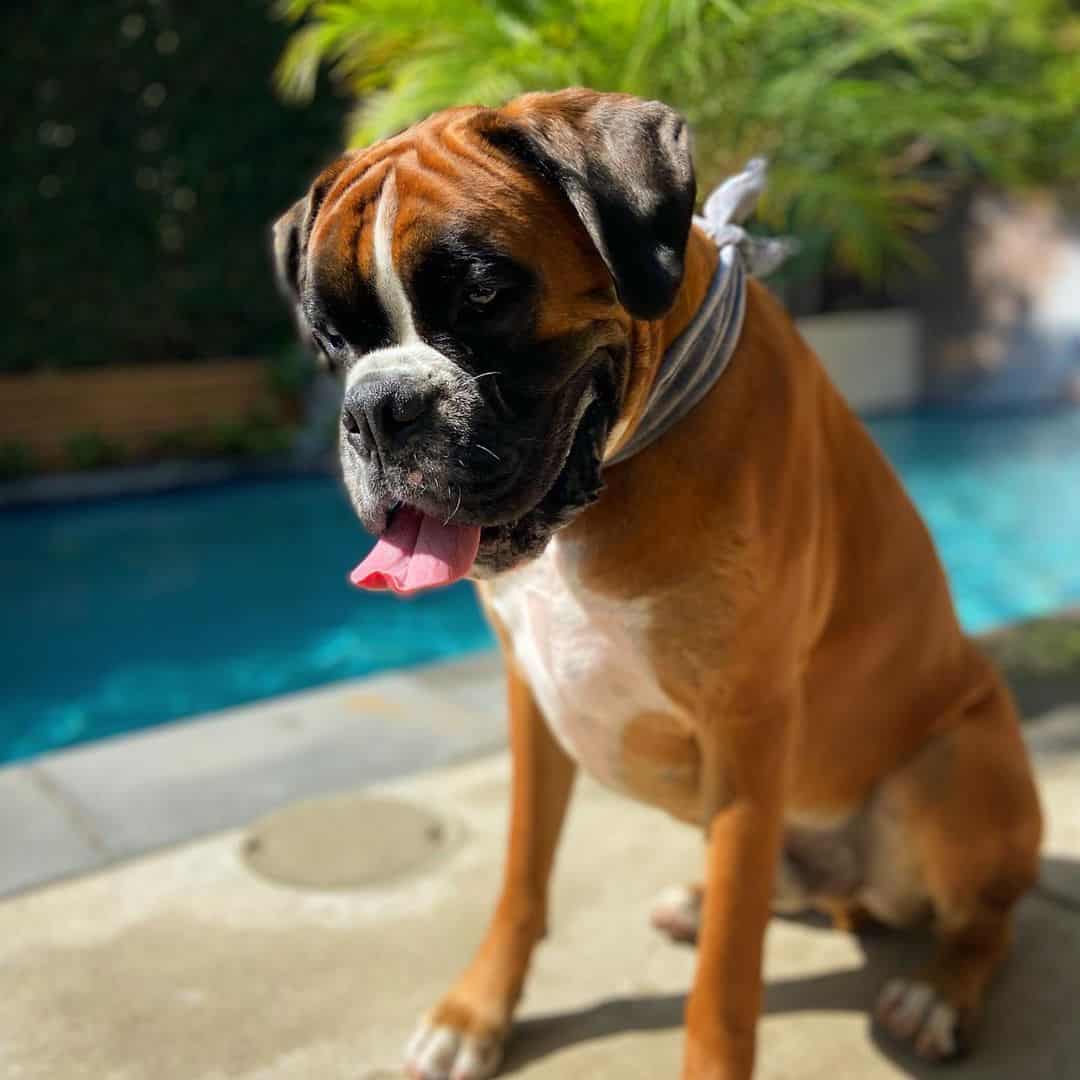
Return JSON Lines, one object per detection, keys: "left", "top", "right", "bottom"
{"left": 273, "top": 89, "right": 1042, "bottom": 1079}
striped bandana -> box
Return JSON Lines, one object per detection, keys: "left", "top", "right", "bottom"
{"left": 605, "top": 158, "right": 794, "bottom": 467}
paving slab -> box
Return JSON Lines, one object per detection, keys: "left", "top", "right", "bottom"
{"left": 1, "top": 710, "right": 1078, "bottom": 1080}
{"left": 0, "top": 765, "right": 108, "bottom": 895}
{"left": 25, "top": 651, "right": 503, "bottom": 873}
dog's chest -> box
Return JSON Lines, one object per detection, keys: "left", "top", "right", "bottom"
{"left": 488, "top": 540, "right": 700, "bottom": 816}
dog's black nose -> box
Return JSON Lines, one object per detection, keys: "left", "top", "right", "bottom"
{"left": 342, "top": 373, "right": 435, "bottom": 459}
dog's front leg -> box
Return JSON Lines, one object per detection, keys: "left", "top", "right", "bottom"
{"left": 682, "top": 691, "right": 794, "bottom": 1080}
{"left": 405, "top": 654, "right": 576, "bottom": 1080}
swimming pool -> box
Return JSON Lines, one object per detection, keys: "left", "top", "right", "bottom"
{"left": 3, "top": 409, "right": 1079, "bottom": 763}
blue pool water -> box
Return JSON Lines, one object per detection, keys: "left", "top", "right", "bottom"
{"left": 3, "top": 410, "right": 1080, "bottom": 763}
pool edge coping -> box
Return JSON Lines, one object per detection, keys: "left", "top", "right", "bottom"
{"left": 0, "top": 648, "right": 505, "bottom": 899}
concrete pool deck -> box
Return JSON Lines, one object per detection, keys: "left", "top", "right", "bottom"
{"left": 2, "top": 654, "right": 1080, "bottom": 1078}
{"left": 0, "top": 650, "right": 506, "bottom": 896}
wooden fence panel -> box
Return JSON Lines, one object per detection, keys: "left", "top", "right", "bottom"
{"left": 0, "top": 361, "right": 279, "bottom": 467}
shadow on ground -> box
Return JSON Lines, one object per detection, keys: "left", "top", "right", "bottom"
{"left": 504, "top": 856, "right": 1080, "bottom": 1078}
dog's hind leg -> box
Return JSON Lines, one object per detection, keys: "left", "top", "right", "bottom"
{"left": 814, "top": 896, "right": 882, "bottom": 934}
{"left": 650, "top": 839, "right": 852, "bottom": 943}
{"left": 870, "top": 678, "right": 1042, "bottom": 1062}
{"left": 650, "top": 881, "right": 705, "bottom": 943}
{"left": 650, "top": 851, "right": 840, "bottom": 944}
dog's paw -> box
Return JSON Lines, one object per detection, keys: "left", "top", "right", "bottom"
{"left": 649, "top": 883, "right": 703, "bottom": 944}
{"left": 875, "top": 977, "right": 968, "bottom": 1062}
{"left": 404, "top": 1003, "right": 506, "bottom": 1080}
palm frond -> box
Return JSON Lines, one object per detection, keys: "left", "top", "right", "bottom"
{"left": 272, "top": 0, "right": 1080, "bottom": 280}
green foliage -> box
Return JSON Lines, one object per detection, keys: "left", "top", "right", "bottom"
{"left": 274, "top": 0, "right": 1080, "bottom": 280}
{"left": 149, "top": 412, "right": 297, "bottom": 461}
{"left": 66, "top": 433, "right": 125, "bottom": 471}
{"left": 984, "top": 613, "right": 1080, "bottom": 676}
{"left": 0, "top": 442, "right": 35, "bottom": 482}
{"left": 210, "top": 413, "right": 296, "bottom": 457}
{"left": 265, "top": 344, "right": 317, "bottom": 399}
{"left": 149, "top": 428, "right": 211, "bottom": 460}
{"left": 3, "top": 1, "right": 346, "bottom": 372}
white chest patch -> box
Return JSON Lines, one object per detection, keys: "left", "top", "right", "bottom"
{"left": 488, "top": 538, "right": 685, "bottom": 788}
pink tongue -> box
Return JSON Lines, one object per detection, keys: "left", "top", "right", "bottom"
{"left": 350, "top": 507, "right": 481, "bottom": 595}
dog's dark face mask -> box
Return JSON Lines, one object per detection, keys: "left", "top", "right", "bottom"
{"left": 271, "top": 90, "right": 695, "bottom": 583}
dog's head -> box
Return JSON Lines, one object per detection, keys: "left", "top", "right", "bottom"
{"left": 273, "top": 89, "right": 695, "bottom": 578}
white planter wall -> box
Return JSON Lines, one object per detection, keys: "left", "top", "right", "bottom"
{"left": 797, "top": 310, "right": 920, "bottom": 413}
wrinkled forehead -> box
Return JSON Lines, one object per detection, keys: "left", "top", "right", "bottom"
{"left": 304, "top": 115, "right": 607, "bottom": 320}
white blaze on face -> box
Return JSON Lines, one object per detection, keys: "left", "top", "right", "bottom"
{"left": 345, "top": 167, "right": 461, "bottom": 395}
{"left": 372, "top": 169, "right": 420, "bottom": 346}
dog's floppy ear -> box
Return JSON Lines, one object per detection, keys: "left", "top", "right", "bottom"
{"left": 272, "top": 195, "right": 309, "bottom": 305}
{"left": 481, "top": 90, "right": 696, "bottom": 320}
{"left": 270, "top": 153, "right": 355, "bottom": 310}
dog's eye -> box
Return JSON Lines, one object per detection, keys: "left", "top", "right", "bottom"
{"left": 466, "top": 287, "right": 499, "bottom": 309}
{"left": 312, "top": 325, "right": 347, "bottom": 369}
{"left": 319, "top": 326, "right": 346, "bottom": 352}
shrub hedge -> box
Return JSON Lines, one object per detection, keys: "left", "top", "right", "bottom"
{"left": 3, "top": 1, "right": 345, "bottom": 372}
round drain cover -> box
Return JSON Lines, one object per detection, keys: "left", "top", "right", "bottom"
{"left": 242, "top": 793, "right": 460, "bottom": 890}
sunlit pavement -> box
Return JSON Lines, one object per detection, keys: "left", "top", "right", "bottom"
{"left": 0, "top": 678, "right": 1078, "bottom": 1077}
{"left": 0, "top": 651, "right": 505, "bottom": 897}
